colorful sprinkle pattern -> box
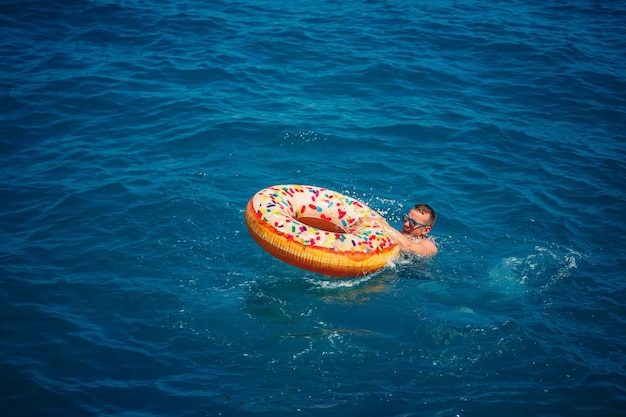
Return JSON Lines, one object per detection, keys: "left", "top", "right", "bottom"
{"left": 251, "top": 185, "right": 395, "bottom": 253}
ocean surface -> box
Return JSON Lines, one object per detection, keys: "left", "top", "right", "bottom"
{"left": 2, "top": 0, "right": 626, "bottom": 416}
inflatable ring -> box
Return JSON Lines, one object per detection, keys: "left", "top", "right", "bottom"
{"left": 244, "top": 184, "right": 399, "bottom": 277}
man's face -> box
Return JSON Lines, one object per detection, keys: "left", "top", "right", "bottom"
{"left": 402, "top": 209, "right": 432, "bottom": 236}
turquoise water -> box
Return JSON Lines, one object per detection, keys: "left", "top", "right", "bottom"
{"left": 2, "top": 0, "right": 626, "bottom": 416}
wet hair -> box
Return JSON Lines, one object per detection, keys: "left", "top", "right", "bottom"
{"left": 413, "top": 203, "right": 436, "bottom": 226}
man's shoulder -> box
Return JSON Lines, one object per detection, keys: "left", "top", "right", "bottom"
{"left": 407, "top": 236, "right": 437, "bottom": 256}
{"left": 419, "top": 238, "right": 438, "bottom": 256}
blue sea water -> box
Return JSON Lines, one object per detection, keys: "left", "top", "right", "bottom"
{"left": 2, "top": 0, "right": 626, "bottom": 415}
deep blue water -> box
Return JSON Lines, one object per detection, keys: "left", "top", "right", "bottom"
{"left": 2, "top": 0, "right": 626, "bottom": 416}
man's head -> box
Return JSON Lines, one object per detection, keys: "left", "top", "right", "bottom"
{"left": 402, "top": 204, "right": 436, "bottom": 237}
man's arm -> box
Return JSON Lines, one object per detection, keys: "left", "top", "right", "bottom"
{"left": 379, "top": 223, "right": 438, "bottom": 256}
{"left": 359, "top": 217, "right": 438, "bottom": 257}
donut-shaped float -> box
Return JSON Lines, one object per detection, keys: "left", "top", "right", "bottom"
{"left": 244, "top": 184, "right": 399, "bottom": 277}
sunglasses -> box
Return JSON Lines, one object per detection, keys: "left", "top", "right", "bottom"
{"left": 403, "top": 214, "right": 431, "bottom": 229}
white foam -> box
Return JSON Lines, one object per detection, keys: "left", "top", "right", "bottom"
{"left": 304, "top": 273, "right": 376, "bottom": 289}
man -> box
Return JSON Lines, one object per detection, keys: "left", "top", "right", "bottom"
{"left": 356, "top": 204, "right": 438, "bottom": 257}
